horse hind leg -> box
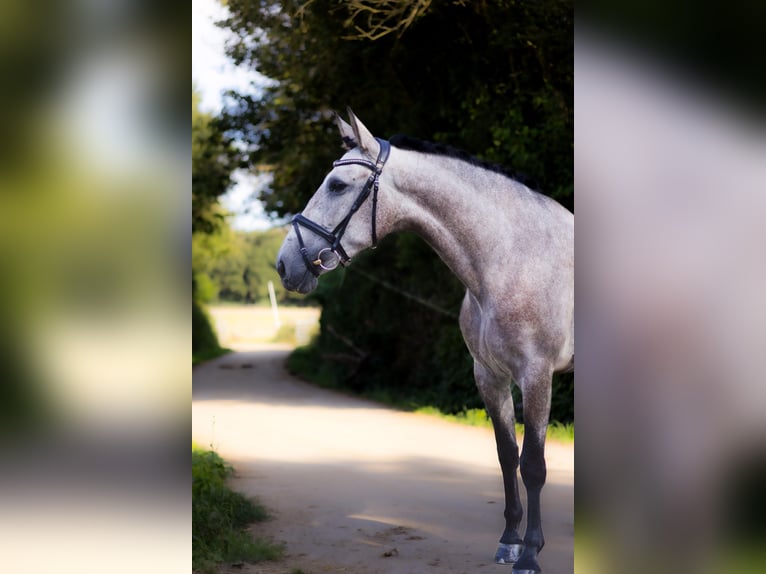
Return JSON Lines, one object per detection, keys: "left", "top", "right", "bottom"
{"left": 512, "top": 362, "right": 554, "bottom": 574}
{"left": 473, "top": 362, "right": 525, "bottom": 565}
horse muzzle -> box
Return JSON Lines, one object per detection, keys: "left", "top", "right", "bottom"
{"left": 277, "top": 260, "right": 318, "bottom": 294}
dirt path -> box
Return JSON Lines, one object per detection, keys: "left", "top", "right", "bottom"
{"left": 192, "top": 346, "right": 573, "bottom": 574}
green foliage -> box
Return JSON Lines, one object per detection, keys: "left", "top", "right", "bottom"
{"left": 221, "top": 0, "right": 572, "bottom": 212}
{"left": 547, "top": 421, "right": 575, "bottom": 442}
{"left": 192, "top": 298, "right": 229, "bottom": 365}
{"left": 192, "top": 298, "right": 218, "bottom": 354}
{"left": 192, "top": 445, "right": 282, "bottom": 573}
{"left": 550, "top": 371, "right": 574, "bottom": 423}
{"left": 286, "top": 340, "right": 338, "bottom": 390}
{"left": 415, "top": 406, "right": 492, "bottom": 428}
{"left": 194, "top": 272, "right": 218, "bottom": 304}
{"left": 0, "top": 333, "right": 53, "bottom": 437}
{"left": 414, "top": 407, "right": 574, "bottom": 442}
{"left": 193, "top": 226, "right": 304, "bottom": 304}
{"left": 192, "top": 88, "right": 243, "bottom": 234}
{"left": 219, "top": 0, "right": 573, "bottom": 423}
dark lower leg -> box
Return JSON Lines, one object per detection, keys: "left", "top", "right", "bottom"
{"left": 474, "top": 363, "right": 524, "bottom": 561}
{"left": 492, "top": 419, "right": 525, "bottom": 564}
{"left": 514, "top": 368, "right": 552, "bottom": 573}
{"left": 495, "top": 432, "right": 523, "bottom": 545}
{"left": 513, "top": 432, "right": 546, "bottom": 572}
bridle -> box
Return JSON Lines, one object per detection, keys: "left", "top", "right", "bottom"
{"left": 291, "top": 138, "right": 391, "bottom": 277}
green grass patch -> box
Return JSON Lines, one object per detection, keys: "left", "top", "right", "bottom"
{"left": 192, "top": 444, "right": 282, "bottom": 573}
{"left": 414, "top": 406, "right": 493, "bottom": 427}
{"left": 414, "top": 407, "right": 574, "bottom": 442}
{"left": 718, "top": 544, "right": 766, "bottom": 574}
{"left": 574, "top": 525, "right": 766, "bottom": 574}
{"left": 546, "top": 421, "right": 575, "bottom": 442}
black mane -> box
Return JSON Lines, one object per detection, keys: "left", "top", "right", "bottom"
{"left": 388, "top": 134, "right": 540, "bottom": 191}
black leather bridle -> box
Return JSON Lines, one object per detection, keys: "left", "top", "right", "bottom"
{"left": 292, "top": 138, "right": 391, "bottom": 277}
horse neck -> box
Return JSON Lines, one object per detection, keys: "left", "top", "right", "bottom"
{"left": 384, "top": 151, "right": 519, "bottom": 297}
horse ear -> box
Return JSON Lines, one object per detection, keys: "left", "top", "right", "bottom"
{"left": 335, "top": 112, "right": 357, "bottom": 150}
{"left": 347, "top": 107, "right": 380, "bottom": 158}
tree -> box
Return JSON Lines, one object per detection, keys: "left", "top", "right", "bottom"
{"left": 192, "top": 86, "right": 247, "bottom": 360}
{"left": 192, "top": 227, "right": 295, "bottom": 304}
{"left": 192, "top": 87, "right": 243, "bottom": 234}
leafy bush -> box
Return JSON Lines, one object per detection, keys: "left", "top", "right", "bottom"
{"left": 192, "top": 298, "right": 229, "bottom": 365}
{"left": 194, "top": 272, "right": 218, "bottom": 304}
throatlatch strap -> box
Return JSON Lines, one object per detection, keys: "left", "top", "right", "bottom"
{"left": 370, "top": 139, "right": 390, "bottom": 247}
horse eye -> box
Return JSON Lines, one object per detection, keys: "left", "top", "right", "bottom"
{"left": 328, "top": 179, "right": 347, "bottom": 194}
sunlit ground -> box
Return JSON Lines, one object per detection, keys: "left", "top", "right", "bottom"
{"left": 206, "top": 304, "right": 320, "bottom": 350}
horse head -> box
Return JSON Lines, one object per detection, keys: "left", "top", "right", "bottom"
{"left": 277, "top": 109, "right": 388, "bottom": 294}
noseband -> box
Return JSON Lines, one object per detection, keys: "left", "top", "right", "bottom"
{"left": 292, "top": 138, "right": 391, "bottom": 277}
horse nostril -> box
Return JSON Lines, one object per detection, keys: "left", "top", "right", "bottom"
{"left": 277, "top": 259, "right": 286, "bottom": 278}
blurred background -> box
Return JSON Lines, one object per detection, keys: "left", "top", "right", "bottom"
{"left": 0, "top": 0, "right": 188, "bottom": 572}
{"left": 576, "top": 3, "right": 766, "bottom": 574}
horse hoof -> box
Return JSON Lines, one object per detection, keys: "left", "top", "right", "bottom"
{"left": 512, "top": 556, "right": 541, "bottom": 574}
{"left": 495, "top": 543, "right": 524, "bottom": 564}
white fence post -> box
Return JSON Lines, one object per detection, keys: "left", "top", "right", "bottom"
{"left": 267, "top": 280, "right": 281, "bottom": 329}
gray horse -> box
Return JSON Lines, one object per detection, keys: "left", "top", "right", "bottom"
{"left": 276, "top": 110, "right": 573, "bottom": 573}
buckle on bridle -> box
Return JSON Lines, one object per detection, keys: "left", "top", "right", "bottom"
{"left": 313, "top": 247, "right": 340, "bottom": 271}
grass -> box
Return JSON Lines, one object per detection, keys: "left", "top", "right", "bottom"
{"left": 192, "top": 443, "right": 283, "bottom": 573}
{"left": 546, "top": 421, "right": 575, "bottom": 442}
{"left": 414, "top": 406, "right": 574, "bottom": 443}
{"left": 719, "top": 544, "right": 766, "bottom": 574}
{"left": 575, "top": 521, "right": 766, "bottom": 574}
{"left": 414, "top": 406, "right": 493, "bottom": 427}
